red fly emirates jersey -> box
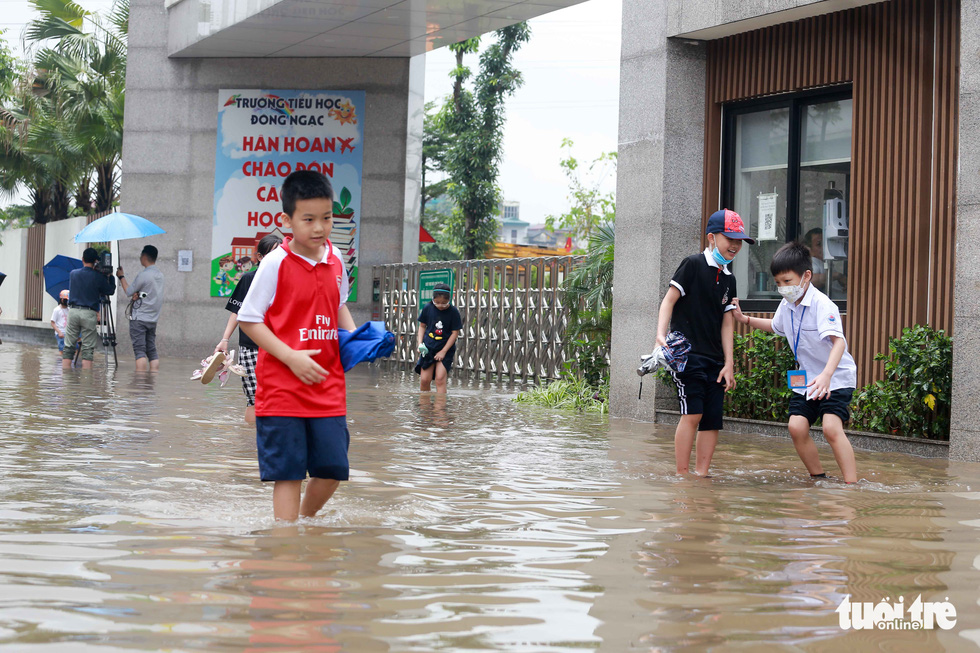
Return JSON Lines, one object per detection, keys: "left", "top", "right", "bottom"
{"left": 254, "top": 238, "right": 347, "bottom": 417}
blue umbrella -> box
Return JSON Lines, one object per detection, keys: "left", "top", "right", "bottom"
{"left": 42, "top": 255, "right": 84, "bottom": 301}
{"left": 0, "top": 271, "right": 5, "bottom": 288}
{"left": 74, "top": 212, "right": 165, "bottom": 244}
{"left": 337, "top": 321, "right": 395, "bottom": 372}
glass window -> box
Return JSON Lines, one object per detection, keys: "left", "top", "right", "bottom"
{"left": 723, "top": 90, "right": 852, "bottom": 310}
{"left": 798, "top": 99, "right": 851, "bottom": 301}
{"left": 729, "top": 108, "right": 789, "bottom": 302}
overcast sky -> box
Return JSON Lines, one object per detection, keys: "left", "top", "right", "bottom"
{"left": 1, "top": 0, "right": 622, "bottom": 224}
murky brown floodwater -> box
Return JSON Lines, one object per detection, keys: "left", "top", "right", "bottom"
{"left": 2, "top": 341, "right": 980, "bottom": 652}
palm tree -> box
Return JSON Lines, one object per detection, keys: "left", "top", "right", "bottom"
{"left": 26, "top": 0, "right": 127, "bottom": 212}
{"left": 0, "top": 66, "right": 82, "bottom": 223}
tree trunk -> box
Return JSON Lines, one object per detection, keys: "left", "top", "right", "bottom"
{"left": 94, "top": 161, "right": 117, "bottom": 212}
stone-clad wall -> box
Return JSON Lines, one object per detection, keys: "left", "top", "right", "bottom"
{"left": 609, "top": 0, "right": 707, "bottom": 419}
{"left": 121, "top": 0, "right": 423, "bottom": 359}
{"left": 950, "top": 0, "right": 980, "bottom": 462}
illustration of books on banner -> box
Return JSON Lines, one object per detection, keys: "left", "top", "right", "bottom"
{"left": 331, "top": 186, "right": 358, "bottom": 279}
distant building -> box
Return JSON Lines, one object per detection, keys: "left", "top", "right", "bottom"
{"left": 497, "top": 200, "right": 529, "bottom": 244}
{"left": 527, "top": 224, "right": 573, "bottom": 249}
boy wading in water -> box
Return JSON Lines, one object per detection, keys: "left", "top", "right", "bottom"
{"left": 732, "top": 242, "right": 858, "bottom": 483}
{"left": 238, "top": 170, "right": 357, "bottom": 521}
{"left": 415, "top": 282, "right": 462, "bottom": 393}
{"left": 656, "top": 209, "right": 754, "bottom": 476}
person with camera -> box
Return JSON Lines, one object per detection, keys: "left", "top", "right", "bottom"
{"left": 62, "top": 247, "right": 116, "bottom": 370}
{"left": 116, "top": 245, "right": 165, "bottom": 372}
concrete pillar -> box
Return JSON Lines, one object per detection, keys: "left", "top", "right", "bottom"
{"left": 609, "top": 0, "right": 707, "bottom": 420}
{"left": 950, "top": 0, "right": 980, "bottom": 461}
{"left": 120, "top": 0, "right": 423, "bottom": 359}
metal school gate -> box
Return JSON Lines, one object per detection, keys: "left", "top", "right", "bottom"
{"left": 373, "top": 256, "right": 583, "bottom": 382}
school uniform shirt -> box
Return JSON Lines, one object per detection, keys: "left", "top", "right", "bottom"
{"left": 237, "top": 239, "right": 350, "bottom": 418}
{"left": 771, "top": 282, "right": 857, "bottom": 394}
{"left": 668, "top": 248, "right": 738, "bottom": 363}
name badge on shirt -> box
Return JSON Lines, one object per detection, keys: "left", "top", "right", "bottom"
{"left": 786, "top": 370, "right": 808, "bottom": 389}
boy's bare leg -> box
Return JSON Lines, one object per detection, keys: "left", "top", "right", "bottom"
{"left": 135, "top": 357, "right": 149, "bottom": 371}
{"left": 245, "top": 405, "right": 255, "bottom": 424}
{"left": 821, "top": 414, "right": 857, "bottom": 483}
{"left": 434, "top": 363, "right": 448, "bottom": 394}
{"left": 272, "top": 480, "right": 303, "bottom": 521}
{"left": 420, "top": 365, "right": 434, "bottom": 392}
{"left": 674, "top": 414, "right": 701, "bottom": 474}
{"left": 300, "top": 478, "right": 340, "bottom": 517}
{"left": 788, "top": 415, "right": 824, "bottom": 475}
{"left": 694, "top": 429, "right": 718, "bottom": 476}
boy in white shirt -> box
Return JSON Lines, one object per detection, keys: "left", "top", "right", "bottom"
{"left": 51, "top": 290, "right": 70, "bottom": 353}
{"left": 732, "top": 241, "right": 858, "bottom": 483}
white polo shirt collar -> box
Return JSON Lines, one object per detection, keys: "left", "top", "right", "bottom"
{"left": 702, "top": 247, "right": 732, "bottom": 275}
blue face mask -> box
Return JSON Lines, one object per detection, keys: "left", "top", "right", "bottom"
{"left": 711, "top": 246, "right": 734, "bottom": 266}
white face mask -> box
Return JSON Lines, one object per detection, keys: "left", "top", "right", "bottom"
{"left": 777, "top": 275, "right": 810, "bottom": 302}
{"left": 777, "top": 285, "right": 805, "bottom": 302}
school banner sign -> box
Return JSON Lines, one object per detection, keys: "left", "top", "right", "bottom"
{"left": 211, "top": 89, "right": 365, "bottom": 299}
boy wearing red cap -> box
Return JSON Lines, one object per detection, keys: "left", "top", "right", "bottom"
{"left": 655, "top": 209, "right": 755, "bottom": 476}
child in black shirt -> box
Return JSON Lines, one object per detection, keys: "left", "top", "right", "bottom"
{"left": 415, "top": 282, "right": 462, "bottom": 393}
{"left": 655, "top": 209, "right": 754, "bottom": 476}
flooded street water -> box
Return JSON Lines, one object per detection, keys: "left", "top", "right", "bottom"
{"left": 2, "top": 341, "right": 980, "bottom": 651}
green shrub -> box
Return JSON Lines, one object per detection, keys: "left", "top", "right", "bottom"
{"left": 515, "top": 374, "right": 608, "bottom": 414}
{"left": 850, "top": 325, "right": 951, "bottom": 440}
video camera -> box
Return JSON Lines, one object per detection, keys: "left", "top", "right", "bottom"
{"left": 93, "top": 251, "right": 113, "bottom": 276}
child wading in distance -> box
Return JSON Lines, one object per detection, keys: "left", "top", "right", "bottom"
{"left": 732, "top": 241, "right": 858, "bottom": 483}
{"left": 238, "top": 169, "right": 357, "bottom": 521}
{"left": 656, "top": 209, "right": 754, "bottom": 476}
{"left": 415, "top": 282, "right": 462, "bottom": 393}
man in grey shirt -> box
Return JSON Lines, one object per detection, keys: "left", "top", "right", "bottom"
{"left": 116, "top": 245, "right": 165, "bottom": 371}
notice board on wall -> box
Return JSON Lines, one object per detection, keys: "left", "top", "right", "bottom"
{"left": 211, "top": 89, "right": 365, "bottom": 299}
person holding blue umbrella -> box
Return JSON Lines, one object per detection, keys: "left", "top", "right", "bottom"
{"left": 116, "top": 245, "right": 165, "bottom": 371}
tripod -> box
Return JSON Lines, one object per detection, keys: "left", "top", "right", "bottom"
{"left": 98, "top": 294, "right": 118, "bottom": 366}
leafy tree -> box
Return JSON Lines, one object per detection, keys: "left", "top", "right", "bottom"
{"left": 439, "top": 23, "right": 530, "bottom": 259}
{"left": 545, "top": 138, "right": 616, "bottom": 246}
{"left": 420, "top": 196, "right": 460, "bottom": 262}
{"left": 421, "top": 100, "right": 450, "bottom": 216}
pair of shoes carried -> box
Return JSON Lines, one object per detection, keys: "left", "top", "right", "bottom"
{"left": 191, "top": 351, "right": 226, "bottom": 384}
{"left": 191, "top": 350, "right": 248, "bottom": 386}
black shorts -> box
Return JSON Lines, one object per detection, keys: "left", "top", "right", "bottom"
{"left": 414, "top": 348, "right": 455, "bottom": 375}
{"left": 789, "top": 388, "right": 854, "bottom": 424}
{"left": 669, "top": 353, "right": 725, "bottom": 431}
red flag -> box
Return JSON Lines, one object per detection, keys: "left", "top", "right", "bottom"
{"left": 564, "top": 236, "right": 573, "bottom": 253}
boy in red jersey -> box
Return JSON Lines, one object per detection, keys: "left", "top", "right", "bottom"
{"left": 238, "top": 170, "right": 356, "bottom": 521}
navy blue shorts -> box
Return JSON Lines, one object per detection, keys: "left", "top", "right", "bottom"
{"left": 669, "top": 353, "right": 725, "bottom": 432}
{"left": 789, "top": 388, "right": 854, "bottom": 425}
{"left": 255, "top": 416, "right": 350, "bottom": 482}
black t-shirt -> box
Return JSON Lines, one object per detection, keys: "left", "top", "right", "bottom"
{"left": 226, "top": 268, "right": 257, "bottom": 349}
{"left": 668, "top": 251, "right": 737, "bottom": 363}
{"left": 418, "top": 302, "right": 462, "bottom": 353}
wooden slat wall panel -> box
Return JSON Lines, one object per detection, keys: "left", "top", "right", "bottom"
{"left": 702, "top": 0, "right": 959, "bottom": 386}
{"left": 24, "top": 223, "right": 45, "bottom": 321}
